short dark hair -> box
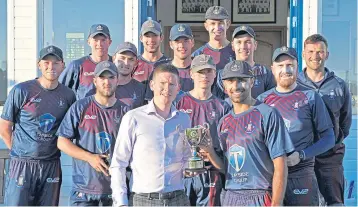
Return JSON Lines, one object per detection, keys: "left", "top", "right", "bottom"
{"left": 304, "top": 34, "right": 328, "bottom": 49}
{"left": 152, "top": 63, "right": 179, "bottom": 80}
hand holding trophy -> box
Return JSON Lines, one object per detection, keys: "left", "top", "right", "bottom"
{"left": 184, "top": 123, "right": 211, "bottom": 174}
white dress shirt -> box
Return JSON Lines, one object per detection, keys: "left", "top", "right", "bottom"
{"left": 110, "top": 100, "right": 191, "bottom": 206}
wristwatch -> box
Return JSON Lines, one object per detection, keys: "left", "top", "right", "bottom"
{"left": 298, "top": 150, "right": 305, "bottom": 161}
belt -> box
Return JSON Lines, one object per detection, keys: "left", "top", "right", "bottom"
{"left": 136, "top": 190, "right": 183, "bottom": 200}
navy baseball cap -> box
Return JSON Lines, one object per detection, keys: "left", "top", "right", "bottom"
{"left": 191, "top": 54, "right": 216, "bottom": 73}
{"left": 169, "top": 24, "right": 193, "bottom": 41}
{"left": 221, "top": 60, "right": 253, "bottom": 80}
{"left": 272, "top": 46, "right": 298, "bottom": 62}
{"left": 38, "top": 45, "right": 63, "bottom": 61}
{"left": 94, "top": 61, "right": 118, "bottom": 77}
{"left": 115, "top": 42, "right": 138, "bottom": 56}
{"left": 140, "top": 20, "right": 162, "bottom": 36}
{"left": 232, "top": 25, "right": 256, "bottom": 39}
{"left": 205, "top": 6, "right": 229, "bottom": 20}
{"left": 88, "top": 24, "right": 110, "bottom": 39}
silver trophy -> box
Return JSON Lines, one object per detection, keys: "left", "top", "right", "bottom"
{"left": 184, "top": 123, "right": 209, "bottom": 173}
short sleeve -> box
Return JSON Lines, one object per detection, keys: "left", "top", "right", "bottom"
{"left": 1, "top": 85, "right": 26, "bottom": 122}
{"left": 56, "top": 102, "right": 81, "bottom": 140}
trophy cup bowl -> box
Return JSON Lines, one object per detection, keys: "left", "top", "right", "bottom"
{"left": 184, "top": 124, "right": 209, "bottom": 173}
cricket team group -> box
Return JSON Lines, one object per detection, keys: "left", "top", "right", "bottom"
{"left": 0, "top": 5, "right": 352, "bottom": 207}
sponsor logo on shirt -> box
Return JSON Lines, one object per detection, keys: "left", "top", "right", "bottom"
{"left": 245, "top": 121, "right": 255, "bottom": 134}
{"left": 39, "top": 113, "right": 56, "bottom": 133}
{"left": 179, "top": 109, "right": 192, "bottom": 114}
{"left": 134, "top": 71, "right": 145, "bottom": 75}
{"left": 83, "top": 72, "right": 94, "bottom": 76}
{"left": 30, "top": 97, "right": 42, "bottom": 103}
{"left": 46, "top": 177, "right": 60, "bottom": 183}
{"left": 293, "top": 189, "right": 309, "bottom": 195}
{"left": 84, "top": 115, "right": 97, "bottom": 120}
{"left": 229, "top": 144, "right": 245, "bottom": 172}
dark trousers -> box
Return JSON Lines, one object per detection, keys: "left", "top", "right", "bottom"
{"left": 4, "top": 158, "right": 62, "bottom": 206}
{"left": 315, "top": 165, "right": 345, "bottom": 206}
{"left": 130, "top": 190, "right": 190, "bottom": 206}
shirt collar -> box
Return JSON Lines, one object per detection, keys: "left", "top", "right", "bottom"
{"left": 146, "top": 100, "right": 179, "bottom": 119}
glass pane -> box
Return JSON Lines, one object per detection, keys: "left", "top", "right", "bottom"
{"left": 0, "top": 0, "right": 7, "bottom": 105}
{"left": 43, "top": 0, "right": 125, "bottom": 64}
{"left": 322, "top": 0, "right": 357, "bottom": 115}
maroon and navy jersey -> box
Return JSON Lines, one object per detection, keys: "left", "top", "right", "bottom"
{"left": 145, "top": 63, "right": 194, "bottom": 100}
{"left": 192, "top": 43, "right": 235, "bottom": 99}
{"left": 1, "top": 80, "right": 76, "bottom": 160}
{"left": 115, "top": 79, "right": 146, "bottom": 108}
{"left": 56, "top": 96, "right": 129, "bottom": 194}
{"left": 249, "top": 64, "right": 276, "bottom": 98}
{"left": 131, "top": 55, "right": 171, "bottom": 84}
{"left": 218, "top": 103, "right": 294, "bottom": 190}
{"left": 59, "top": 55, "right": 112, "bottom": 100}
{"left": 257, "top": 85, "right": 333, "bottom": 173}
{"left": 174, "top": 92, "right": 231, "bottom": 150}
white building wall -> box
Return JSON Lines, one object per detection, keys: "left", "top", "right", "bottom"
{"left": 7, "top": 0, "right": 38, "bottom": 92}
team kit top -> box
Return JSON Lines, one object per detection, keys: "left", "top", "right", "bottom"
{"left": 56, "top": 96, "right": 129, "bottom": 194}
{"left": 1, "top": 79, "right": 76, "bottom": 160}
{"left": 257, "top": 84, "right": 333, "bottom": 175}
{"left": 174, "top": 92, "right": 231, "bottom": 151}
{"left": 131, "top": 55, "right": 171, "bottom": 84}
{"left": 59, "top": 55, "right": 113, "bottom": 100}
{"left": 217, "top": 102, "right": 295, "bottom": 191}
{"left": 192, "top": 44, "right": 236, "bottom": 99}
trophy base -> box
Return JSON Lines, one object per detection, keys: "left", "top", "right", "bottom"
{"left": 184, "top": 168, "right": 207, "bottom": 174}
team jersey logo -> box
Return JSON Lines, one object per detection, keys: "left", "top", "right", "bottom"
{"left": 132, "top": 92, "right": 137, "bottom": 100}
{"left": 254, "top": 78, "right": 260, "bottom": 87}
{"left": 329, "top": 89, "right": 335, "bottom": 100}
{"left": 58, "top": 98, "right": 65, "bottom": 108}
{"left": 293, "top": 101, "right": 299, "bottom": 110}
{"left": 30, "top": 97, "right": 42, "bottom": 103}
{"left": 245, "top": 121, "right": 255, "bottom": 134}
{"left": 180, "top": 109, "right": 192, "bottom": 114}
{"left": 229, "top": 144, "right": 245, "bottom": 172}
{"left": 209, "top": 111, "right": 216, "bottom": 119}
{"left": 84, "top": 115, "right": 97, "bottom": 120}
{"left": 96, "top": 132, "right": 112, "bottom": 154}
{"left": 39, "top": 113, "right": 56, "bottom": 133}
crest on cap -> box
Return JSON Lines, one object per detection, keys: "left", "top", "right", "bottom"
{"left": 199, "top": 55, "right": 209, "bottom": 63}
{"left": 240, "top": 25, "right": 247, "bottom": 30}
{"left": 281, "top": 46, "right": 288, "bottom": 52}
{"left": 103, "top": 62, "right": 110, "bottom": 68}
{"left": 231, "top": 63, "right": 241, "bottom": 72}
{"left": 178, "top": 25, "right": 185, "bottom": 32}
{"left": 147, "top": 20, "right": 155, "bottom": 28}
{"left": 213, "top": 6, "right": 220, "bottom": 14}
{"left": 47, "top": 46, "right": 54, "bottom": 53}
{"left": 96, "top": 25, "right": 103, "bottom": 31}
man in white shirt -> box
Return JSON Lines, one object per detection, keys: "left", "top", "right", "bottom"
{"left": 110, "top": 64, "right": 192, "bottom": 206}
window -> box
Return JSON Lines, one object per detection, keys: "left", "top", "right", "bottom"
{"left": 0, "top": 0, "right": 7, "bottom": 105}
{"left": 39, "top": 0, "right": 125, "bottom": 64}
{"left": 322, "top": 0, "right": 357, "bottom": 115}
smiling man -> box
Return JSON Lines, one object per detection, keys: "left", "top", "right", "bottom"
{"left": 59, "top": 24, "right": 113, "bottom": 100}
{"left": 0, "top": 46, "right": 76, "bottom": 206}
{"left": 192, "top": 6, "right": 235, "bottom": 99}
{"left": 57, "top": 61, "right": 129, "bottom": 206}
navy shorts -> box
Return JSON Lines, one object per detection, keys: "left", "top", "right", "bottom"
{"left": 69, "top": 190, "right": 112, "bottom": 206}
{"left": 183, "top": 170, "right": 223, "bottom": 206}
{"left": 315, "top": 165, "right": 345, "bottom": 206}
{"left": 222, "top": 189, "right": 272, "bottom": 206}
{"left": 4, "top": 157, "right": 61, "bottom": 206}
{"left": 284, "top": 173, "right": 320, "bottom": 206}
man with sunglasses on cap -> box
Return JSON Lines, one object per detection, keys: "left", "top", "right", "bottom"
{"left": 57, "top": 61, "right": 129, "bottom": 206}
{"left": 192, "top": 6, "right": 235, "bottom": 100}
{"left": 59, "top": 24, "right": 112, "bottom": 100}
{"left": 257, "top": 46, "right": 335, "bottom": 206}
{"left": 174, "top": 54, "right": 230, "bottom": 206}
{"left": 0, "top": 46, "right": 76, "bottom": 206}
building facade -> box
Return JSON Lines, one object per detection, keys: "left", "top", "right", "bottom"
{"left": 0, "top": 0, "right": 356, "bottom": 205}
